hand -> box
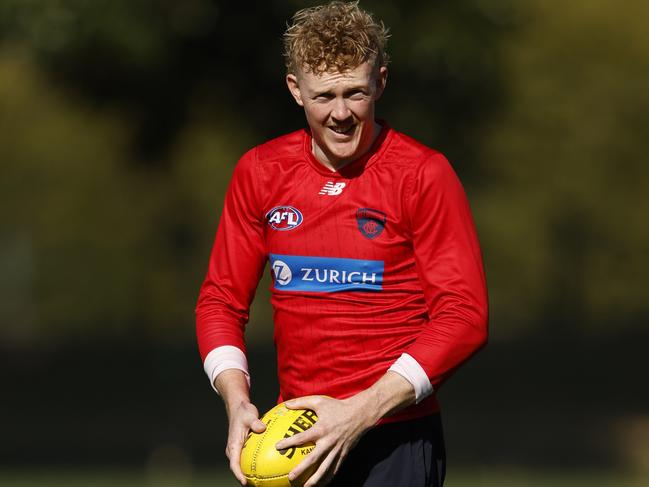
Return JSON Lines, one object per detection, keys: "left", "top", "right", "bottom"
{"left": 274, "top": 395, "right": 376, "bottom": 487}
{"left": 224, "top": 400, "right": 267, "bottom": 485}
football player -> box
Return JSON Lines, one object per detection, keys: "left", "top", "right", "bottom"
{"left": 196, "top": 2, "right": 488, "bottom": 485}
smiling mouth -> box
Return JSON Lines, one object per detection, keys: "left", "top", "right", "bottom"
{"left": 329, "top": 125, "right": 355, "bottom": 136}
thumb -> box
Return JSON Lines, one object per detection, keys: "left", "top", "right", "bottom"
{"left": 250, "top": 419, "right": 266, "bottom": 433}
{"left": 284, "top": 395, "right": 320, "bottom": 411}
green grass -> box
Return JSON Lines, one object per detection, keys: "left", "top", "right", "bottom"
{"left": 446, "top": 469, "right": 648, "bottom": 487}
{"left": 0, "top": 469, "right": 230, "bottom": 487}
{"left": 0, "top": 468, "right": 646, "bottom": 487}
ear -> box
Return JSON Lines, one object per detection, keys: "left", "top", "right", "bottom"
{"left": 373, "top": 66, "right": 388, "bottom": 101}
{"left": 286, "top": 74, "right": 304, "bottom": 107}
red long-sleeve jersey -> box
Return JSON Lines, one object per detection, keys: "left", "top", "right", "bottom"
{"left": 196, "top": 123, "right": 488, "bottom": 423}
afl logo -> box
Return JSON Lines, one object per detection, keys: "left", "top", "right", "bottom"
{"left": 266, "top": 206, "right": 303, "bottom": 231}
{"left": 272, "top": 259, "right": 292, "bottom": 285}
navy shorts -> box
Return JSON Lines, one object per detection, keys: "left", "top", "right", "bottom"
{"left": 330, "top": 413, "right": 446, "bottom": 487}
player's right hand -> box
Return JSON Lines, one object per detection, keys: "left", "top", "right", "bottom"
{"left": 225, "top": 400, "right": 267, "bottom": 485}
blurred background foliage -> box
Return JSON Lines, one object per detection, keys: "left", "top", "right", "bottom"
{"left": 1, "top": 0, "right": 648, "bottom": 482}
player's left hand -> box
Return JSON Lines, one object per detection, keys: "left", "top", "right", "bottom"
{"left": 274, "top": 394, "right": 376, "bottom": 487}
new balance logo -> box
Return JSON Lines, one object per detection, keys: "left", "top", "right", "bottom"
{"left": 318, "top": 181, "right": 346, "bottom": 196}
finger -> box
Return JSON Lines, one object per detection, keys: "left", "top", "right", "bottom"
{"left": 275, "top": 426, "right": 319, "bottom": 450}
{"left": 227, "top": 438, "right": 247, "bottom": 486}
{"left": 332, "top": 450, "right": 347, "bottom": 477}
{"left": 302, "top": 446, "right": 339, "bottom": 487}
{"left": 227, "top": 424, "right": 252, "bottom": 485}
{"left": 229, "top": 452, "right": 247, "bottom": 485}
{"left": 287, "top": 442, "right": 329, "bottom": 483}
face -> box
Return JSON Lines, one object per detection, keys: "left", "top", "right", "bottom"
{"left": 286, "top": 62, "right": 388, "bottom": 170}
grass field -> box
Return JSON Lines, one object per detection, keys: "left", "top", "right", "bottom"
{"left": 0, "top": 469, "right": 646, "bottom": 487}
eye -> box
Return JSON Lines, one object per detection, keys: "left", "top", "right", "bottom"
{"left": 347, "top": 90, "right": 367, "bottom": 100}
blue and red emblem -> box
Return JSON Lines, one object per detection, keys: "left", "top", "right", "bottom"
{"left": 356, "top": 208, "right": 386, "bottom": 239}
{"left": 266, "top": 206, "right": 303, "bottom": 231}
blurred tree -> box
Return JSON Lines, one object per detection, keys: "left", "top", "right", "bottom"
{"left": 0, "top": 48, "right": 249, "bottom": 344}
{"left": 2, "top": 2, "right": 648, "bottom": 473}
{"left": 475, "top": 0, "right": 649, "bottom": 337}
{"left": 1, "top": 0, "right": 507, "bottom": 345}
{"left": 3, "top": 0, "right": 645, "bottom": 347}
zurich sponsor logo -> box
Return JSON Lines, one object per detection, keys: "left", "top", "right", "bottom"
{"left": 266, "top": 206, "right": 303, "bottom": 231}
{"left": 271, "top": 259, "right": 292, "bottom": 285}
{"left": 270, "top": 254, "right": 384, "bottom": 292}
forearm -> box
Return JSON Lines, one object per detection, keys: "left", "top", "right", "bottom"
{"left": 214, "top": 369, "right": 253, "bottom": 417}
{"left": 347, "top": 371, "right": 416, "bottom": 428}
{"left": 214, "top": 369, "right": 265, "bottom": 486}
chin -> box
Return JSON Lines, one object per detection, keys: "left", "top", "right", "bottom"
{"left": 329, "top": 149, "right": 359, "bottom": 165}
{"left": 327, "top": 141, "right": 360, "bottom": 159}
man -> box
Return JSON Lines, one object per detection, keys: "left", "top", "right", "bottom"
{"left": 196, "top": 2, "right": 488, "bottom": 486}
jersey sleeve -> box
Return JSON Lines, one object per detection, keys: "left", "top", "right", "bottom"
{"left": 403, "top": 153, "right": 488, "bottom": 388}
{"left": 195, "top": 148, "right": 267, "bottom": 363}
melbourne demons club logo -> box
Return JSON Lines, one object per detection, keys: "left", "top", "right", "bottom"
{"left": 356, "top": 208, "right": 387, "bottom": 239}
{"left": 266, "top": 206, "right": 303, "bottom": 231}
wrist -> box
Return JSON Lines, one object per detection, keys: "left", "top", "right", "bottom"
{"left": 342, "top": 392, "right": 381, "bottom": 432}
{"left": 353, "top": 372, "right": 417, "bottom": 426}
{"left": 214, "top": 369, "right": 252, "bottom": 414}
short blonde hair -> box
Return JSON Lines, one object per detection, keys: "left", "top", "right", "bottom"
{"left": 283, "top": 1, "right": 390, "bottom": 75}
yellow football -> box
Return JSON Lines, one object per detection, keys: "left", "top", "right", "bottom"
{"left": 240, "top": 402, "right": 318, "bottom": 487}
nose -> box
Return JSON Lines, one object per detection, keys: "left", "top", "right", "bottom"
{"left": 331, "top": 97, "right": 352, "bottom": 122}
